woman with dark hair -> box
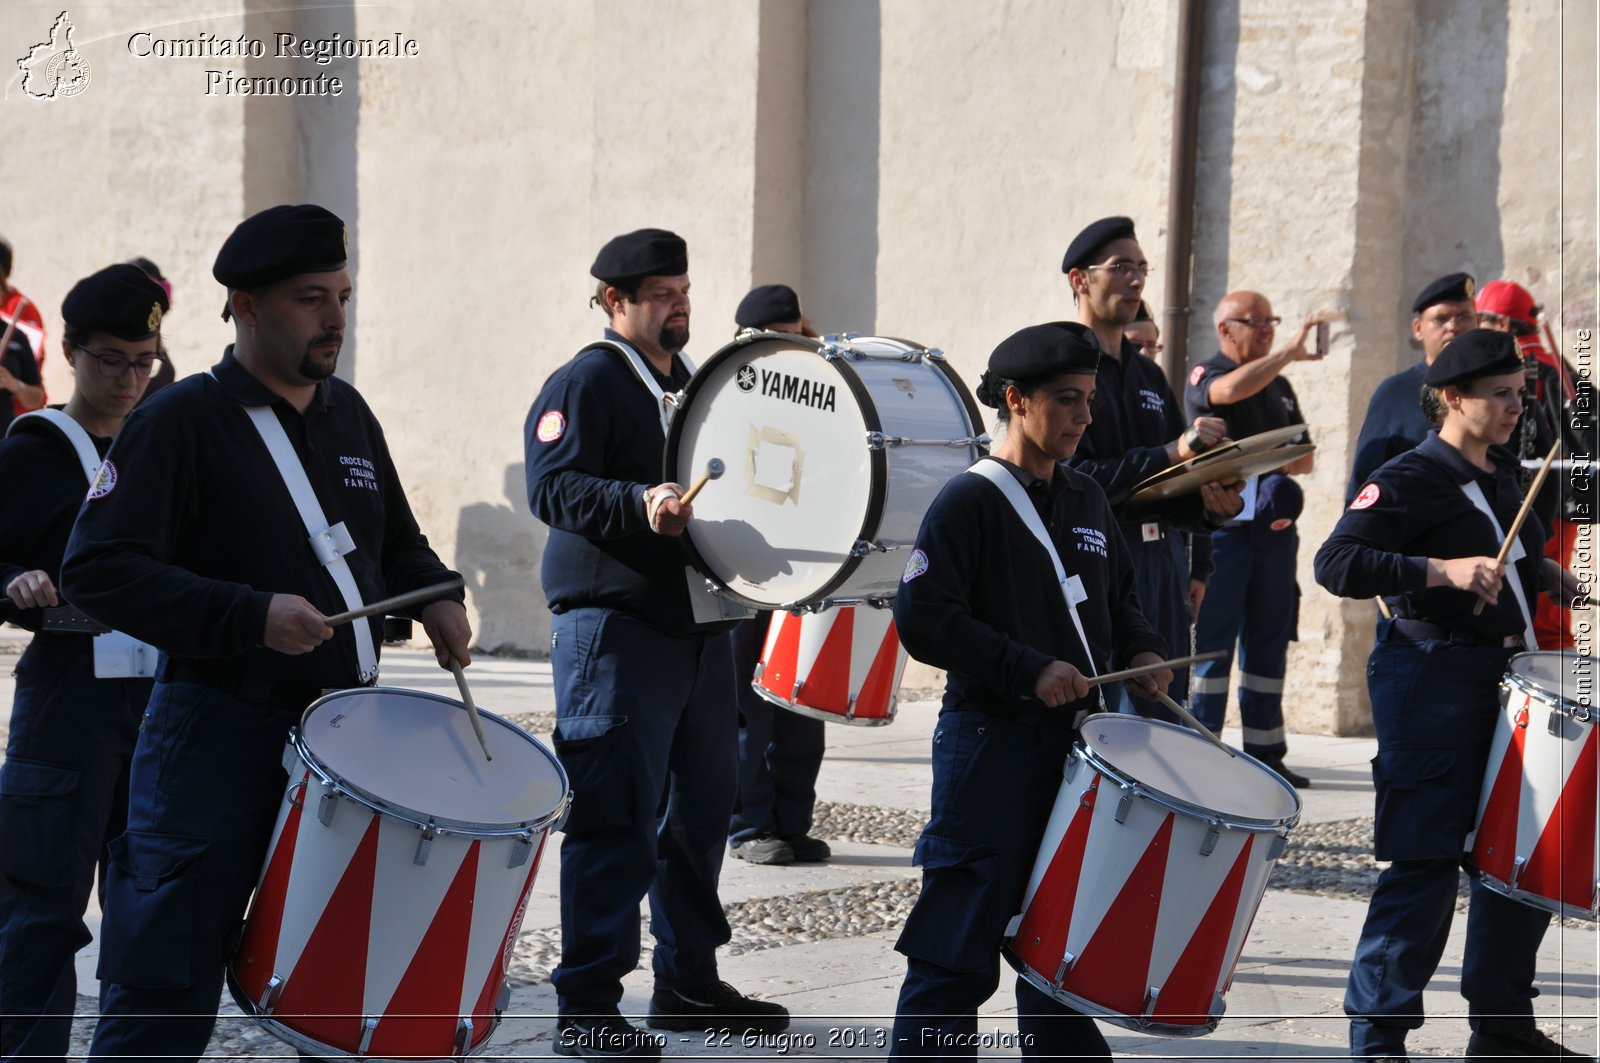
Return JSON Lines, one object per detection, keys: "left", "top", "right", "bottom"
{"left": 1315, "top": 328, "right": 1588, "bottom": 1063}
{"left": 886, "top": 321, "right": 1172, "bottom": 1060}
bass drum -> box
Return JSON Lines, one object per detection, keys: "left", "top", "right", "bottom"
{"left": 665, "top": 333, "right": 985, "bottom": 611}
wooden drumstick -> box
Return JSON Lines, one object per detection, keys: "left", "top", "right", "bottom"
{"left": 677, "top": 457, "right": 726, "bottom": 505}
{"left": 1473, "top": 437, "right": 1562, "bottom": 616}
{"left": 1083, "top": 650, "right": 1227, "bottom": 688}
{"left": 448, "top": 659, "right": 492, "bottom": 762}
{"left": 321, "top": 577, "right": 466, "bottom": 627}
{"left": 1153, "top": 690, "right": 1237, "bottom": 759}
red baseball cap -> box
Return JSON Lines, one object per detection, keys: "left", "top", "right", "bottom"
{"left": 1475, "top": 279, "right": 1538, "bottom": 326}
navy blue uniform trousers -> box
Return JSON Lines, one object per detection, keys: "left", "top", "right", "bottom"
{"left": 1345, "top": 635, "right": 1550, "bottom": 1059}
{"left": 728, "top": 616, "right": 825, "bottom": 846}
{"left": 889, "top": 709, "right": 1109, "bottom": 1060}
{"left": 1190, "top": 524, "right": 1296, "bottom": 761}
{"left": 0, "top": 637, "right": 148, "bottom": 1062}
{"left": 85, "top": 676, "right": 309, "bottom": 1061}
{"left": 549, "top": 607, "right": 738, "bottom": 1015}
{"left": 1105, "top": 527, "right": 1189, "bottom": 721}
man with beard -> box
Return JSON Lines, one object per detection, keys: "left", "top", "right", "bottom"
{"left": 1061, "top": 216, "right": 1241, "bottom": 722}
{"left": 61, "top": 204, "right": 471, "bottom": 1060}
{"left": 524, "top": 230, "right": 788, "bottom": 1060}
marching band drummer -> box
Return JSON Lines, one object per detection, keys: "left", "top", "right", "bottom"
{"left": 887, "top": 322, "right": 1171, "bottom": 1061}
{"left": 60, "top": 205, "right": 471, "bottom": 1061}
{"left": 0, "top": 265, "right": 167, "bottom": 1062}
{"left": 524, "top": 230, "right": 788, "bottom": 1061}
{"left": 1314, "top": 329, "right": 1590, "bottom": 1063}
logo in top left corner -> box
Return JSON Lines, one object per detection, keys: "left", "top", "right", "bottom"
{"left": 17, "top": 11, "right": 91, "bottom": 101}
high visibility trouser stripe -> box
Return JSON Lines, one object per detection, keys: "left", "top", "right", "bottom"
{"left": 1243, "top": 724, "right": 1286, "bottom": 745}
{"left": 1238, "top": 672, "right": 1284, "bottom": 694}
{"left": 1191, "top": 675, "right": 1231, "bottom": 695}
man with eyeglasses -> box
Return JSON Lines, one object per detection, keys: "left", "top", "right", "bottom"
{"left": 1346, "top": 273, "right": 1481, "bottom": 500}
{"left": 1062, "top": 216, "right": 1241, "bottom": 722}
{"left": 60, "top": 205, "right": 471, "bottom": 1060}
{"left": 1183, "top": 291, "right": 1320, "bottom": 788}
{"left": 0, "top": 264, "right": 167, "bottom": 1061}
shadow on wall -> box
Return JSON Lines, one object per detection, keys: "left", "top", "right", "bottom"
{"left": 456, "top": 462, "right": 549, "bottom": 657}
{"left": 1188, "top": 0, "right": 1242, "bottom": 360}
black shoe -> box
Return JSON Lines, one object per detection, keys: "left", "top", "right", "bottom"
{"left": 1370, "top": 1057, "right": 1412, "bottom": 1062}
{"left": 647, "top": 980, "right": 790, "bottom": 1034}
{"left": 730, "top": 834, "right": 794, "bottom": 865}
{"left": 781, "top": 833, "right": 831, "bottom": 862}
{"left": 553, "top": 1014, "right": 664, "bottom": 1060}
{"left": 1261, "top": 758, "right": 1311, "bottom": 789}
{"left": 1468, "top": 1027, "right": 1595, "bottom": 1059}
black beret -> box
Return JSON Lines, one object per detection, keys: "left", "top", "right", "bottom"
{"left": 975, "top": 322, "right": 1101, "bottom": 407}
{"left": 1424, "top": 328, "right": 1523, "bottom": 388}
{"left": 590, "top": 228, "right": 688, "bottom": 285}
{"left": 1062, "top": 216, "right": 1137, "bottom": 273}
{"left": 1134, "top": 299, "right": 1153, "bottom": 323}
{"left": 62, "top": 264, "right": 169, "bottom": 341}
{"left": 1411, "top": 272, "right": 1476, "bottom": 314}
{"left": 735, "top": 284, "right": 802, "bottom": 329}
{"left": 213, "top": 204, "right": 347, "bottom": 291}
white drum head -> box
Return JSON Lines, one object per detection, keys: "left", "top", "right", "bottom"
{"left": 298, "top": 688, "right": 567, "bottom": 832}
{"left": 1078, "top": 714, "right": 1301, "bottom": 825}
{"left": 668, "top": 335, "right": 880, "bottom": 607}
{"left": 1509, "top": 651, "right": 1598, "bottom": 717}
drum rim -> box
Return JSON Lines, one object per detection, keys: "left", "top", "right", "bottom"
{"left": 293, "top": 687, "right": 571, "bottom": 837}
{"left": 1001, "top": 947, "right": 1222, "bottom": 1037}
{"left": 664, "top": 332, "right": 890, "bottom": 610}
{"left": 1075, "top": 714, "right": 1303, "bottom": 830}
{"left": 1506, "top": 651, "right": 1598, "bottom": 723}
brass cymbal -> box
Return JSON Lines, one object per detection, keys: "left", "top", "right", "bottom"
{"left": 1131, "top": 443, "right": 1315, "bottom": 502}
{"left": 1131, "top": 424, "right": 1310, "bottom": 495}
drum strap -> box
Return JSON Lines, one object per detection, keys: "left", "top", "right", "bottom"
{"left": 230, "top": 392, "right": 378, "bottom": 683}
{"left": 8, "top": 409, "right": 161, "bottom": 677}
{"left": 590, "top": 339, "right": 696, "bottom": 437}
{"left": 967, "top": 460, "right": 1105, "bottom": 719}
{"left": 1460, "top": 480, "right": 1538, "bottom": 649}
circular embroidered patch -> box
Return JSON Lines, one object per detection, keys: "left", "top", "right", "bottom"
{"left": 902, "top": 548, "right": 929, "bottom": 583}
{"left": 1188, "top": 363, "right": 1205, "bottom": 387}
{"left": 1351, "top": 483, "right": 1380, "bottom": 510}
{"left": 535, "top": 410, "right": 566, "bottom": 444}
{"left": 1270, "top": 518, "right": 1293, "bottom": 531}
{"left": 87, "top": 459, "right": 117, "bottom": 500}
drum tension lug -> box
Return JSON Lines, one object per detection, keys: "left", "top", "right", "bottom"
{"left": 1201, "top": 820, "right": 1221, "bottom": 857}
{"left": 1508, "top": 856, "right": 1525, "bottom": 891}
{"left": 415, "top": 823, "right": 437, "bottom": 866}
{"left": 791, "top": 679, "right": 805, "bottom": 702}
{"left": 453, "top": 1016, "right": 474, "bottom": 1060}
{"left": 1267, "top": 831, "right": 1289, "bottom": 862}
{"left": 1141, "top": 985, "right": 1161, "bottom": 1018}
{"left": 850, "top": 538, "right": 886, "bottom": 557}
{"left": 1548, "top": 710, "right": 1565, "bottom": 736}
{"left": 497, "top": 983, "right": 512, "bottom": 1013}
{"left": 316, "top": 784, "right": 339, "bottom": 828}
{"left": 509, "top": 830, "right": 534, "bottom": 869}
{"left": 845, "top": 693, "right": 858, "bottom": 720}
{"left": 257, "top": 973, "right": 284, "bottom": 1015}
{"left": 1114, "top": 786, "right": 1135, "bottom": 825}
{"left": 358, "top": 1016, "right": 378, "bottom": 1058}
{"left": 1062, "top": 758, "right": 1080, "bottom": 784}
{"left": 1053, "top": 951, "right": 1077, "bottom": 985}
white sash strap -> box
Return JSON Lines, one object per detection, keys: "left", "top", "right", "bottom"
{"left": 594, "top": 339, "right": 694, "bottom": 436}
{"left": 1459, "top": 480, "right": 1538, "bottom": 650}
{"left": 239, "top": 403, "right": 377, "bottom": 683}
{"left": 967, "top": 460, "right": 1105, "bottom": 716}
{"left": 8, "top": 410, "right": 160, "bottom": 677}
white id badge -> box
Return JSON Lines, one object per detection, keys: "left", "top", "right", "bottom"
{"left": 1064, "top": 574, "right": 1088, "bottom": 608}
{"left": 685, "top": 567, "right": 756, "bottom": 624}
{"left": 92, "top": 630, "right": 160, "bottom": 679}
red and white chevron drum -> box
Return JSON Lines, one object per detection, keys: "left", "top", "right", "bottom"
{"left": 753, "top": 606, "right": 909, "bottom": 725}
{"left": 227, "top": 688, "right": 570, "bottom": 1060}
{"left": 1003, "top": 715, "right": 1301, "bottom": 1036}
{"left": 1469, "top": 652, "right": 1599, "bottom": 920}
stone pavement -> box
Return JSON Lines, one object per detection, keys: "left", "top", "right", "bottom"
{"left": 1, "top": 638, "right": 1595, "bottom": 1060}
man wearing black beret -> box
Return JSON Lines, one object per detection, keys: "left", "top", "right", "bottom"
{"left": 1060, "top": 216, "right": 1242, "bottom": 723}
{"left": 0, "top": 264, "right": 167, "bottom": 1061}
{"left": 525, "top": 230, "right": 788, "bottom": 1058}
{"left": 62, "top": 205, "right": 472, "bottom": 1059}
{"left": 888, "top": 321, "right": 1170, "bottom": 1060}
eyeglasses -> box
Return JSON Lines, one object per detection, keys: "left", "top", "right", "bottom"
{"left": 1226, "top": 316, "right": 1281, "bottom": 330}
{"left": 74, "top": 344, "right": 164, "bottom": 380}
{"left": 1137, "top": 342, "right": 1166, "bottom": 355}
{"left": 1422, "top": 310, "right": 1477, "bottom": 329}
{"left": 1085, "top": 262, "right": 1154, "bottom": 280}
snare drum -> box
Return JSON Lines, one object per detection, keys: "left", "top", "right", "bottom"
{"left": 1003, "top": 715, "right": 1300, "bottom": 1036}
{"left": 664, "top": 333, "right": 985, "bottom": 610}
{"left": 1468, "top": 652, "right": 1598, "bottom": 920}
{"left": 228, "top": 688, "right": 570, "bottom": 1060}
{"left": 753, "top": 605, "right": 909, "bottom": 725}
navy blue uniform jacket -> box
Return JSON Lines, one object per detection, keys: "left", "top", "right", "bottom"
{"left": 60, "top": 350, "right": 462, "bottom": 689}
{"left": 893, "top": 457, "right": 1166, "bottom": 718}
